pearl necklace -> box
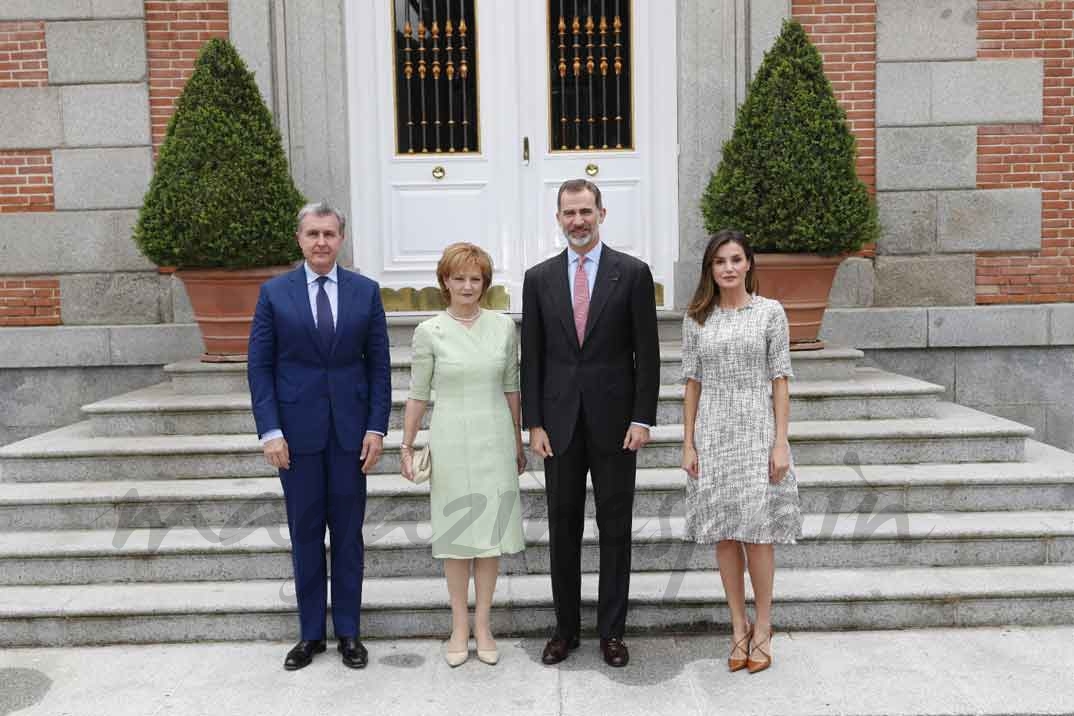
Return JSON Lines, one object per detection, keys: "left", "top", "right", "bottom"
{"left": 446, "top": 306, "right": 481, "bottom": 323}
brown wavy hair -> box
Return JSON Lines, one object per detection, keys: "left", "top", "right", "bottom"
{"left": 436, "top": 242, "right": 494, "bottom": 304}
{"left": 686, "top": 229, "right": 757, "bottom": 325}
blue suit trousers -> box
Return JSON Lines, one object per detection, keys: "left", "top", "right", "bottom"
{"left": 280, "top": 426, "right": 367, "bottom": 640}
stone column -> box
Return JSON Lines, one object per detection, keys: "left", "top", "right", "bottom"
{"left": 675, "top": 0, "right": 789, "bottom": 308}
{"left": 229, "top": 0, "right": 351, "bottom": 264}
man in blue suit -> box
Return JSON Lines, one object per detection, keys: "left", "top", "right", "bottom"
{"left": 248, "top": 200, "right": 392, "bottom": 671}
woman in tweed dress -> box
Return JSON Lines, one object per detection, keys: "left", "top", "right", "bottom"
{"left": 680, "top": 230, "right": 802, "bottom": 674}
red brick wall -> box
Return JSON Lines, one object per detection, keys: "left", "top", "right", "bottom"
{"left": 0, "top": 22, "right": 57, "bottom": 326}
{"left": 1, "top": 4, "right": 236, "bottom": 329}
{"left": 0, "top": 151, "right": 54, "bottom": 214}
{"left": 0, "top": 22, "right": 54, "bottom": 216}
{"left": 976, "top": 1, "right": 1074, "bottom": 304}
{"left": 0, "top": 278, "right": 61, "bottom": 326}
{"left": 0, "top": 21, "right": 48, "bottom": 88}
{"left": 791, "top": 1, "right": 877, "bottom": 194}
{"left": 145, "top": 1, "right": 230, "bottom": 153}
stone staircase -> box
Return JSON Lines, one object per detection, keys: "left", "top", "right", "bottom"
{"left": 2, "top": 315, "right": 1074, "bottom": 646}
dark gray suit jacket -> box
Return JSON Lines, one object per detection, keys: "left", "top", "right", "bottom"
{"left": 520, "top": 244, "right": 660, "bottom": 454}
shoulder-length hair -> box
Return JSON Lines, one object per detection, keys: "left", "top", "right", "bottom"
{"left": 436, "top": 242, "right": 494, "bottom": 304}
{"left": 686, "top": 229, "right": 756, "bottom": 326}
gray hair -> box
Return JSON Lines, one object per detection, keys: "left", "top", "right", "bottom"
{"left": 296, "top": 200, "right": 346, "bottom": 235}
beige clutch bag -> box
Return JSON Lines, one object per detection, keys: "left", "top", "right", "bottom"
{"left": 412, "top": 443, "right": 432, "bottom": 484}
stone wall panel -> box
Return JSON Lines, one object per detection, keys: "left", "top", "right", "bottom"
{"left": 46, "top": 20, "right": 146, "bottom": 84}
{"left": 874, "top": 255, "right": 976, "bottom": 307}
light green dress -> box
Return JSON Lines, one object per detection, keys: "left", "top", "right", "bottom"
{"left": 408, "top": 311, "right": 526, "bottom": 559}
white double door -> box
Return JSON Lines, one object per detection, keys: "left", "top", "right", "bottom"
{"left": 346, "top": 1, "right": 678, "bottom": 311}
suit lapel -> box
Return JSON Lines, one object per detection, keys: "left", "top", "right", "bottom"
{"left": 583, "top": 246, "right": 621, "bottom": 344}
{"left": 288, "top": 266, "right": 327, "bottom": 360}
{"left": 328, "top": 268, "right": 349, "bottom": 357}
{"left": 549, "top": 250, "right": 581, "bottom": 351}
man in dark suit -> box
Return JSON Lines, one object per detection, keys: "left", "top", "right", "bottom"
{"left": 521, "top": 179, "right": 660, "bottom": 667}
{"left": 248, "top": 200, "right": 391, "bottom": 671}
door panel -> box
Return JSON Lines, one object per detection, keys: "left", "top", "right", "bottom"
{"left": 349, "top": 0, "right": 516, "bottom": 310}
{"left": 518, "top": 0, "right": 677, "bottom": 310}
{"left": 389, "top": 181, "right": 492, "bottom": 259}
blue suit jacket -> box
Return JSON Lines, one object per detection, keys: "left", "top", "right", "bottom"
{"left": 247, "top": 265, "right": 392, "bottom": 455}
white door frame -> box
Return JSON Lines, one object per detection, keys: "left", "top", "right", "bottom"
{"left": 345, "top": 0, "right": 678, "bottom": 311}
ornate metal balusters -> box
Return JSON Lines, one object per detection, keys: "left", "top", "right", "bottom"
{"left": 431, "top": 2, "right": 442, "bottom": 152}
{"left": 547, "top": 0, "right": 628, "bottom": 153}
{"left": 571, "top": 3, "right": 582, "bottom": 149}
{"left": 403, "top": 5, "right": 415, "bottom": 153}
{"left": 417, "top": 14, "right": 429, "bottom": 152}
{"left": 613, "top": 0, "right": 623, "bottom": 149}
{"left": 394, "top": 0, "right": 476, "bottom": 154}
{"left": 445, "top": 7, "right": 455, "bottom": 152}
{"left": 585, "top": 5, "right": 595, "bottom": 150}
{"left": 558, "top": 5, "right": 568, "bottom": 150}
{"left": 459, "top": 3, "right": 470, "bottom": 151}
{"left": 599, "top": 5, "right": 609, "bottom": 149}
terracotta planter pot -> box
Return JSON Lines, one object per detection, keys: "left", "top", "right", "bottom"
{"left": 752, "top": 253, "right": 844, "bottom": 351}
{"left": 177, "top": 266, "right": 293, "bottom": 363}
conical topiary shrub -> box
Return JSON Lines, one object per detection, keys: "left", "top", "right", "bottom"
{"left": 701, "top": 19, "right": 877, "bottom": 255}
{"left": 134, "top": 37, "right": 305, "bottom": 268}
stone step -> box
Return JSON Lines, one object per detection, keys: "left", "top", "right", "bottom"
{"left": 88, "top": 367, "right": 942, "bottom": 437}
{"left": 2, "top": 564, "right": 1073, "bottom": 645}
{"left": 0, "top": 403, "right": 1033, "bottom": 483}
{"left": 163, "top": 344, "right": 864, "bottom": 395}
{"left": 4, "top": 441, "right": 1073, "bottom": 530}
{"left": 4, "top": 510, "right": 1072, "bottom": 586}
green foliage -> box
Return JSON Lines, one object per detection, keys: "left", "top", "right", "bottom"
{"left": 701, "top": 20, "right": 878, "bottom": 255}
{"left": 134, "top": 38, "right": 305, "bottom": 268}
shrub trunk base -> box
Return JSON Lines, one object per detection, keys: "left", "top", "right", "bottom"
{"left": 752, "top": 253, "right": 843, "bottom": 351}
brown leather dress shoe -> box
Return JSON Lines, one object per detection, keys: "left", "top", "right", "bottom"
{"left": 541, "top": 636, "right": 580, "bottom": 665}
{"left": 600, "top": 637, "right": 629, "bottom": 667}
{"left": 338, "top": 637, "right": 368, "bottom": 669}
{"left": 283, "top": 639, "right": 326, "bottom": 670}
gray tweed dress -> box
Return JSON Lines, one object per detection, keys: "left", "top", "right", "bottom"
{"left": 682, "top": 295, "right": 803, "bottom": 544}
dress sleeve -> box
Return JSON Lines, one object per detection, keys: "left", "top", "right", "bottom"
{"left": 766, "top": 301, "right": 794, "bottom": 381}
{"left": 681, "top": 314, "right": 702, "bottom": 383}
{"left": 408, "top": 322, "right": 435, "bottom": 401}
{"left": 503, "top": 318, "right": 520, "bottom": 393}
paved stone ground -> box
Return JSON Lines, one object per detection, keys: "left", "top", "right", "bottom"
{"left": 2, "top": 627, "right": 1073, "bottom": 716}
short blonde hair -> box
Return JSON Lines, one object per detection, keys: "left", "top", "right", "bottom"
{"left": 436, "top": 242, "right": 493, "bottom": 304}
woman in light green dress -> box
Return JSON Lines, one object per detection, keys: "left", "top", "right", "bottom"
{"left": 400, "top": 243, "right": 526, "bottom": 668}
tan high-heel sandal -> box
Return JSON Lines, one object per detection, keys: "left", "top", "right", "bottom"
{"left": 475, "top": 629, "right": 498, "bottom": 665}
{"left": 444, "top": 632, "right": 470, "bottom": 667}
{"left": 728, "top": 624, "right": 752, "bottom": 672}
{"left": 746, "top": 629, "right": 772, "bottom": 674}
{"left": 444, "top": 643, "right": 469, "bottom": 667}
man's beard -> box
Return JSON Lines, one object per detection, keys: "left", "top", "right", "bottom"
{"left": 563, "top": 228, "right": 594, "bottom": 248}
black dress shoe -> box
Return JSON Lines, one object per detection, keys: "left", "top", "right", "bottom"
{"left": 284, "top": 639, "right": 326, "bottom": 670}
{"left": 600, "top": 637, "right": 629, "bottom": 667}
{"left": 541, "top": 636, "right": 580, "bottom": 665}
{"left": 338, "top": 637, "right": 368, "bottom": 669}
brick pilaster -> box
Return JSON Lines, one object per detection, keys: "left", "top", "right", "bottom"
{"left": 976, "top": 0, "right": 1074, "bottom": 304}
{"left": 145, "top": 1, "right": 230, "bottom": 154}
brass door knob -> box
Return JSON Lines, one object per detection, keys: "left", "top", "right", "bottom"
{"left": 432, "top": 165, "right": 446, "bottom": 180}
{"left": 585, "top": 163, "right": 599, "bottom": 177}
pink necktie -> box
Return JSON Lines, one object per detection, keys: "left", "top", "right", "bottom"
{"left": 573, "top": 257, "right": 590, "bottom": 345}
